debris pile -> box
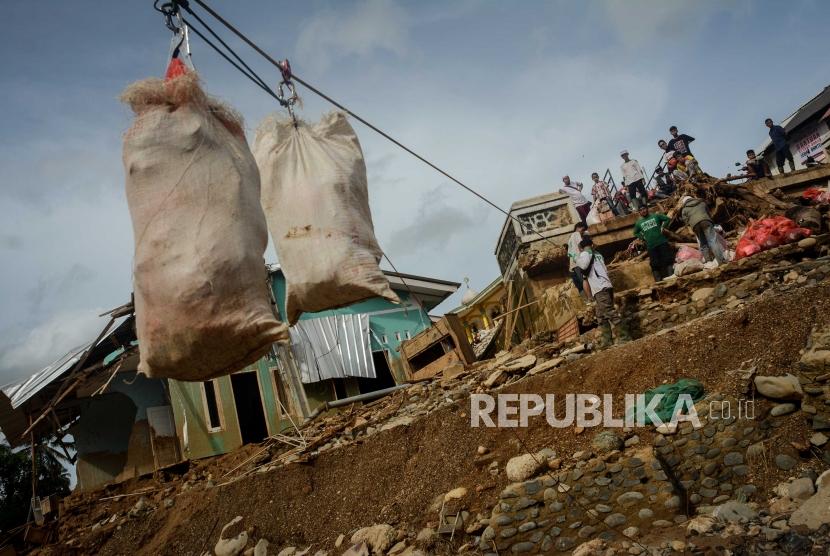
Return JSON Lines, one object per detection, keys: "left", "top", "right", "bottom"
{"left": 38, "top": 236, "right": 830, "bottom": 554}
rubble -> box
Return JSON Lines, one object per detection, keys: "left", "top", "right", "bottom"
{"left": 33, "top": 227, "right": 830, "bottom": 555}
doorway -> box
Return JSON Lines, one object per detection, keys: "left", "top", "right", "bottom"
{"left": 231, "top": 372, "right": 268, "bottom": 445}
{"left": 357, "top": 351, "right": 397, "bottom": 394}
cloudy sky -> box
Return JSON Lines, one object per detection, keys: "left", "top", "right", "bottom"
{"left": 1, "top": 0, "right": 828, "bottom": 386}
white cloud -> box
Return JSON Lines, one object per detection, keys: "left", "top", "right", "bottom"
{"left": 295, "top": 0, "right": 411, "bottom": 73}
{"left": 600, "top": 0, "right": 745, "bottom": 48}
{"left": 0, "top": 308, "right": 106, "bottom": 387}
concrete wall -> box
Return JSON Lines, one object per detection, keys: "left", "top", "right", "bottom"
{"left": 165, "top": 273, "right": 437, "bottom": 461}
{"left": 71, "top": 375, "right": 169, "bottom": 491}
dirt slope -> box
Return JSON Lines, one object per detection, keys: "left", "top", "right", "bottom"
{"left": 48, "top": 281, "right": 830, "bottom": 555}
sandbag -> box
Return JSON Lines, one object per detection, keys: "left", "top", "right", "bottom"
{"left": 673, "top": 259, "right": 704, "bottom": 276}
{"left": 254, "top": 111, "right": 398, "bottom": 324}
{"left": 675, "top": 245, "right": 703, "bottom": 263}
{"left": 121, "top": 72, "right": 288, "bottom": 381}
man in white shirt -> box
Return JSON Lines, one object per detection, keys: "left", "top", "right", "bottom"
{"left": 576, "top": 237, "right": 631, "bottom": 347}
{"left": 620, "top": 150, "right": 648, "bottom": 210}
{"left": 558, "top": 175, "right": 591, "bottom": 226}
{"left": 567, "top": 222, "right": 589, "bottom": 299}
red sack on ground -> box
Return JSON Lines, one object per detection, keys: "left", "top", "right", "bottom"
{"left": 734, "top": 216, "right": 812, "bottom": 260}
{"left": 735, "top": 237, "right": 761, "bottom": 259}
{"left": 803, "top": 188, "right": 825, "bottom": 203}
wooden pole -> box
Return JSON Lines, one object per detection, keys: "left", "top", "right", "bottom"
{"left": 29, "top": 414, "right": 37, "bottom": 505}
{"left": 492, "top": 299, "right": 542, "bottom": 321}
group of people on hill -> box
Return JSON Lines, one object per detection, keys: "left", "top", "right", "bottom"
{"left": 559, "top": 118, "right": 800, "bottom": 348}
{"left": 566, "top": 195, "right": 725, "bottom": 347}
{"left": 558, "top": 126, "right": 702, "bottom": 226}
{"left": 559, "top": 119, "right": 801, "bottom": 227}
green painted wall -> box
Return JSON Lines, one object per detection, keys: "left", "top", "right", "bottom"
{"left": 168, "top": 360, "right": 286, "bottom": 461}
{"left": 168, "top": 272, "right": 438, "bottom": 460}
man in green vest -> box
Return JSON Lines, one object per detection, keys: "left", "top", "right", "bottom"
{"left": 633, "top": 205, "right": 674, "bottom": 281}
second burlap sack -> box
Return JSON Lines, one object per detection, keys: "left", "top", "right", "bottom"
{"left": 254, "top": 111, "right": 398, "bottom": 324}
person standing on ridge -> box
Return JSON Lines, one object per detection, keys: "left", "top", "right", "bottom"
{"left": 667, "top": 126, "right": 695, "bottom": 157}
{"left": 559, "top": 175, "right": 591, "bottom": 225}
{"left": 765, "top": 118, "right": 796, "bottom": 174}
{"left": 590, "top": 172, "right": 617, "bottom": 216}
{"left": 620, "top": 150, "right": 648, "bottom": 210}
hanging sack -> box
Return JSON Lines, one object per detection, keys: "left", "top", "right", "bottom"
{"left": 253, "top": 112, "right": 398, "bottom": 324}
{"left": 121, "top": 71, "right": 288, "bottom": 381}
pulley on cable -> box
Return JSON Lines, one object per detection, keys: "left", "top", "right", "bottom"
{"left": 154, "top": 1, "right": 195, "bottom": 77}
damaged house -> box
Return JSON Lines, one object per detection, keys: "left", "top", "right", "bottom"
{"left": 0, "top": 312, "right": 183, "bottom": 492}
{"left": 0, "top": 267, "right": 459, "bottom": 490}
{"left": 170, "top": 265, "right": 459, "bottom": 460}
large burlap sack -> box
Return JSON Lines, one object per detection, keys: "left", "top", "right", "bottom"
{"left": 253, "top": 111, "right": 398, "bottom": 324}
{"left": 121, "top": 72, "right": 288, "bottom": 381}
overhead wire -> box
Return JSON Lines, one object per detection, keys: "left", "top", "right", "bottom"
{"left": 165, "top": 0, "right": 568, "bottom": 351}
{"left": 177, "top": 0, "right": 570, "bottom": 251}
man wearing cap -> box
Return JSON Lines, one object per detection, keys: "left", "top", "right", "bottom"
{"left": 620, "top": 150, "right": 648, "bottom": 210}
{"left": 559, "top": 175, "right": 591, "bottom": 226}
{"left": 679, "top": 195, "right": 726, "bottom": 264}
{"left": 576, "top": 237, "right": 631, "bottom": 347}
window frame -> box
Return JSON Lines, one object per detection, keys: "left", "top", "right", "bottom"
{"left": 201, "top": 379, "right": 225, "bottom": 433}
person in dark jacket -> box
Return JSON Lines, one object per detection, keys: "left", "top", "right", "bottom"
{"left": 765, "top": 118, "right": 796, "bottom": 174}
{"left": 679, "top": 196, "right": 726, "bottom": 264}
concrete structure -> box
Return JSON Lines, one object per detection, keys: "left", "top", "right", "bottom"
{"left": 447, "top": 277, "right": 505, "bottom": 344}
{"left": 495, "top": 192, "right": 579, "bottom": 278}
{"left": 0, "top": 315, "right": 184, "bottom": 492}
{"left": 1, "top": 266, "right": 460, "bottom": 487}
{"left": 167, "top": 357, "right": 294, "bottom": 461}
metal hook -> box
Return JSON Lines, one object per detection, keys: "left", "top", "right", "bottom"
{"left": 276, "top": 59, "right": 299, "bottom": 128}
{"left": 154, "top": 1, "right": 182, "bottom": 33}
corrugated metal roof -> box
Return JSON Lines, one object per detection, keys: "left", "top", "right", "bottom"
{"left": 0, "top": 315, "right": 137, "bottom": 446}
{"left": 1, "top": 343, "right": 90, "bottom": 409}
{"left": 289, "top": 314, "right": 376, "bottom": 383}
